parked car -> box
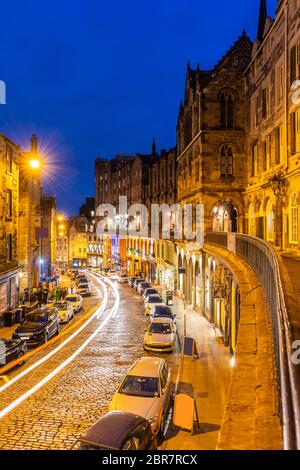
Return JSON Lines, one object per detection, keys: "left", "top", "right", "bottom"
{"left": 12, "top": 308, "right": 60, "bottom": 348}
{"left": 144, "top": 318, "right": 176, "bottom": 353}
{"left": 133, "top": 279, "right": 145, "bottom": 290}
{"left": 77, "top": 282, "right": 92, "bottom": 297}
{"left": 79, "top": 411, "right": 157, "bottom": 450}
{"left": 128, "top": 277, "right": 138, "bottom": 287}
{"left": 117, "top": 274, "right": 130, "bottom": 283}
{"left": 150, "top": 305, "right": 176, "bottom": 323}
{"left": 0, "top": 337, "right": 28, "bottom": 365}
{"left": 109, "top": 357, "right": 172, "bottom": 435}
{"left": 65, "top": 294, "right": 83, "bottom": 313}
{"left": 143, "top": 288, "right": 160, "bottom": 300}
{"left": 137, "top": 282, "right": 151, "bottom": 295}
{"left": 76, "top": 275, "right": 88, "bottom": 286}
{"left": 144, "top": 295, "right": 165, "bottom": 315}
{"left": 54, "top": 301, "right": 74, "bottom": 323}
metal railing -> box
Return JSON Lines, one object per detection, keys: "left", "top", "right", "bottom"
{"left": 206, "top": 231, "right": 300, "bottom": 450}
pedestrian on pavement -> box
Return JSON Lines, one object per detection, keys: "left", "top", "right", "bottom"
{"left": 37, "top": 288, "right": 43, "bottom": 308}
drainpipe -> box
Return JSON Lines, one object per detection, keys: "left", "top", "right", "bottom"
{"left": 284, "top": 0, "right": 289, "bottom": 171}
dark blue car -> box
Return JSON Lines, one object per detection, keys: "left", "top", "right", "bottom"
{"left": 12, "top": 308, "right": 60, "bottom": 348}
{"left": 79, "top": 412, "right": 157, "bottom": 450}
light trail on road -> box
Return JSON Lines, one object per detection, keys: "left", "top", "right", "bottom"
{"left": 0, "top": 274, "right": 108, "bottom": 395}
{"left": 0, "top": 273, "right": 120, "bottom": 420}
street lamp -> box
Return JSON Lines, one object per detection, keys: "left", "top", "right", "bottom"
{"left": 29, "top": 158, "right": 41, "bottom": 170}
{"left": 270, "top": 173, "right": 288, "bottom": 199}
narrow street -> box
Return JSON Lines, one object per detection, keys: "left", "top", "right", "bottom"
{"left": 0, "top": 274, "right": 231, "bottom": 450}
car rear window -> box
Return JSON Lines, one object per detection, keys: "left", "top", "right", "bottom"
{"left": 148, "top": 296, "right": 162, "bottom": 303}
{"left": 55, "top": 303, "right": 67, "bottom": 310}
{"left": 120, "top": 376, "right": 159, "bottom": 398}
{"left": 25, "top": 313, "right": 48, "bottom": 323}
{"left": 66, "top": 297, "right": 77, "bottom": 302}
{"left": 154, "top": 306, "right": 172, "bottom": 315}
{"left": 149, "top": 323, "right": 172, "bottom": 334}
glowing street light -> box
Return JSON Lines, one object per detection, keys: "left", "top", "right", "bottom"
{"left": 29, "top": 158, "right": 41, "bottom": 170}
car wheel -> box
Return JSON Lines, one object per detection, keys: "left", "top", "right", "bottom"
{"left": 159, "top": 413, "right": 165, "bottom": 438}
{"left": 17, "top": 351, "right": 25, "bottom": 364}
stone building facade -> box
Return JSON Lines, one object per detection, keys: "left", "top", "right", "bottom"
{"left": 0, "top": 134, "right": 20, "bottom": 322}
{"left": 40, "top": 192, "right": 56, "bottom": 277}
{"left": 245, "top": 0, "right": 300, "bottom": 252}
{"left": 174, "top": 31, "right": 253, "bottom": 352}
{"left": 18, "top": 135, "right": 42, "bottom": 292}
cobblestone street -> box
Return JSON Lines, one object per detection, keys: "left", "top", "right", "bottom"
{"left": 0, "top": 275, "right": 231, "bottom": 450}
{"left": 0, "top": 277, "right": 147, "bottom": 450}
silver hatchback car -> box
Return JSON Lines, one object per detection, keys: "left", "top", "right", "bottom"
{"left": 109, "top": 357, "right": 173, "bottom": 435}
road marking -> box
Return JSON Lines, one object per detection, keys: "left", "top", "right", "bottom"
{"left": 0, "top": 275, "right": 107, "bottom": 395}
{"left": 0, "top": 274, "right": 119, "bottom": 420}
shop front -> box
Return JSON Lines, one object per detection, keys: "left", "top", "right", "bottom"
{"left": 0, "top": 269, "right": 19, "bottom": 326}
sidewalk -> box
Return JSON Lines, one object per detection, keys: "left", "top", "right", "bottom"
{"left": 0, "top": 325, "right": 18, "bottom": 340}
{"left": 281, "top": 253, "right": 300, "bottom": 341}
{"left": 161, "top": 295, "right": 232, "bottom": 450}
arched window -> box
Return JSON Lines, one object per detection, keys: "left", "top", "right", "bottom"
{"left": 266, "top": 200, "right": 274, "bottom": 242}
{"left": 289, "top": 193, "right": 298, "bottom": 244}
{"left": 248, "top": 204, "right": 255, "bottom": 236}
{"left": 195, "top": 160, "right": 200, "bottom": 181}
{"left": 220, "top": 146, "right": 233, "bottom": 176}
{"left": 220, "top": 92, "right": 234, "bottom": 129}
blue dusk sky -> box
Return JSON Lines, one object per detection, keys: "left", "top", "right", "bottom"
{"left": 0, "top": 0, "right": 277, "bottom": 214}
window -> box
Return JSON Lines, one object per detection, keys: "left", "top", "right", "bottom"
{"left": 6, "top": 234, "right": 13, "bottom": 262}
{"left": 6, "top": 146, "right": 13, "bottom": 173}
{"left": 251, "top": 144, "right": 258, "bottom": 177}
{"left": 220, "top": 146, "right": 233, "bottom": 177}
{"left": 255, "top": 96, "right": 259, "bottom": 126}
{"left": 195, "top": 160, "right": 200, "bottom": 181}
{"left": 266, "top": 134, "right": 271, "bottom": 169}
{"left": 266, "top": 200, "right": 274, "bottom": 242}
{"left": 220, "top": 92, "right": 234, "bottom": 129}
{"left": 289, "top": 193, "right": 298, "bottom": 244}
{"left": 248, "top": 204, "right": 255, "bottom": 236}
{"left": 277, "top": 65, "right": 284, "bottom": 103}
{"left": 6, "top": 189, "right": 12, "bottom": 218}
{"left": 262, "top": 141, "right": 267, "bottom": 171}
{"left": 290, "top": 41, "right": 300, "bottom": 85}
{"left": 275, "top": 126, "right": 281, "bottom": 164}
{"left": 292, "top": 109, "right": 300, "bottom": 154}
{"left": 262, "top": 88, "right": 268, "bottom": 119}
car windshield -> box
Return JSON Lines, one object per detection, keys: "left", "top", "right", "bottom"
{"left": 145, "top": 290, "right": 157, "bottom": 295}
{"left": 149, "top": 323, "right": 172, "bottom": 334}
{"left": 154, "top": 306, "right": 173, "bottom": 316}
{"left": 25, "top": 313, "right": 47, "bottom": 323}
{"left": 55, "top": 303, "right": 67, "bottom": 310}
{"left": 79, "top": 284, "right": 89, "bottom": 288}
{"left": 148, "top": 296, "right": 162, "bottom": 303}
{"left": 120, "top": 376, "right": 159, "bottom": 398}
{"left": 66, "top": 297, "right": 77, "bottom": 302}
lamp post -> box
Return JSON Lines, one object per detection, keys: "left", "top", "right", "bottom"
{"left": 269, "top": 172, "right": 288, "bottom": 250}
